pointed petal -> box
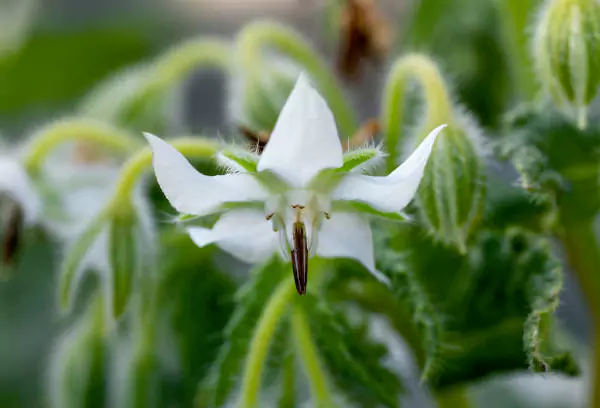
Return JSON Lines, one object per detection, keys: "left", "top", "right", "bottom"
{"left": 257, "top": 73, "right": 344, "bottom": 186}
{"left": 316, "top": 212, "right": 389, "bottom": 285}
{"left": 144, "top": 133, "right": 267, "bottom": 216}
{"left": 332, "top": 124, "right": 446, "bottom": 214}
{"left": 187, "top": 209, "right": 278, "bottom": 264}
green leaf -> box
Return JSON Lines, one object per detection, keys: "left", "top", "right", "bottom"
{"left": 299, "top": 294, "right": 403, "bottom": 408}
{"left": 0, "top": 25, "right": 152, "bottom": 116}
{"left": 196, "top": 256, "right": 287, "bottom": 407}
{"left": 340, "top": 147, "right": 383, "bottom": 173}
{"left": 377, "top": 224, "right": 578, "bottom": 389}
{"left": 219, "top": 147, "right": 260, "bottom": 172}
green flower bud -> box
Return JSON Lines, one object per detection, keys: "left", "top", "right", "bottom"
{"left": 48, "top": 294, "right": 106, "bottom": 408}
{"left": 415, "top": 114, "right": 486, "bottom": 252}
{"left": 108, "top": 197, "right": 156, "bottom": 318}
{"left": 534, "top": 0, "right": 600, "bottom": 127}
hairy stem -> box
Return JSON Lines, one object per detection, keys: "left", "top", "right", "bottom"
{"left": 560, "top": 220, "right": 600, "bottom": 408}
{"left": 238, "top": 279, "right": 295, "bottom": 408}
{"left": 237, "top": 21, "right": 357, "bottom": 136}
{"left": 24, "top": 119, "right": 141, "bottom": 175}
{"left": 292, "top": 306, "right": 335, "bottom": 408}
{"left": 381, "top": 54, "right": 454, "bottom": 172}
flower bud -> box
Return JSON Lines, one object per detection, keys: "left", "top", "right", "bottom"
{"left": 107, "top": 197, "right": 156, "bottom": 318}
{"left": 415, "top": 114, "right": 486, "bottom": 252}
{"left": 48, "top": 294, "right": 106, "bottom": 408}
{"left": 534, "top": 0, "right": 600, "bottom": 127}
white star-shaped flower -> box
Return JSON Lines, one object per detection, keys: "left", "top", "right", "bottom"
{"left": 146, "top": 74, "right": 446, "bottom": 294}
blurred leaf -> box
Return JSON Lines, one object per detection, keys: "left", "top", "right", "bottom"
{"left": 483, "top": 174, "right": 554, "bottom": 232}
{"left": 156, "top": 231, "right": 237, "bottom": 406}
{"left": 299, "top": 294, "right": 403, "bottom": 408}
{"left": 108, "top": 206, "right": 137, "bottom": 318}
{"left": 195, "top": 255, "right": 286, "bottom": 407}
{"left": 0, "top": 24, "right": 152, "bottom": 115}
{"left": 377, "top": 224, "right": 578, "bottom": 389}
{"left": 500, "top": 105, "right": 600, "bottom": 221}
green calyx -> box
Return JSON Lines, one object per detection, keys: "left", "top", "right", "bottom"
{"left": 534, "top": 0, "right": 600, "bottom": 127}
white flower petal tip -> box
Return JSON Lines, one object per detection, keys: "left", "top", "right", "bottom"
{"left": 143, "top": 132, "right": 266, "bottom": 216}
{"left": 257, "top": 72, "right": 344, "bottom": 186}
{"left": 332, "top": 123, "right": 448, "bottom": 214}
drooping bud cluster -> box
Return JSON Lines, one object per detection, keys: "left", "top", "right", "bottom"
{"left": 534, "top": 0, "right": 600, "bottom": 127}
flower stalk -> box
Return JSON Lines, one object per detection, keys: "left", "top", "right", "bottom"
{"left": 381, "top": 54, "right": 454, "bottom": 172}
{"left": 238, "top": 277, "right": 296, "bottom": 407}
{"left": 23, "top": 119, "right": 141, "bottom": 175}
{"left": 292, "top": 305, "right": 335, "bottom": 408}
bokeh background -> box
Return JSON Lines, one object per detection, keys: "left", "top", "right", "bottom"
{"left": 0, "top": 0, "right": 592, "bottom": 407}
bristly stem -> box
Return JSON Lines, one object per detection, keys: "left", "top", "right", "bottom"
{"left": 125, "top": 38, "right": 231, "bottom": 114}
{"left": 291, "top": 305, "right": 335, "bottom": 408}
{"left": 237, "top": 21, "right": 358, "bottom": 137}
{"left": 560, "top": 220, "right": 600, "bottom": 408}
{"left": 23, "top": 119, "right": 141, "bottom": 175}
{"left": 238, "top": 279, "right": 296, "bottom": 407}
{"left": 381, "top": 54, "right": 454, "bottom": 173}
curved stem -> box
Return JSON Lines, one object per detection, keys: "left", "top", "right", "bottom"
{"left": 127, "top": 39, "right": 231, "bottom": 111}
{"left": 434, "top": 385, "right": 472, "bottom": 408}
{"left": 23, "top": 119, "right": 141, "bottom": 175}
{"left": 112, "top": 137, "right": 219, "bottom": 202}
{"left": 238, "top": 279, "right": 296, "bottom": 408}
{"left": 381, "top": 54, "right": 454, "bottom": 172}
{"left": 560, "top": 220, "right": 600, "bottom": 408}
{"left": 237, "top": 21, "right": 357, "bottom": 136}
{"left": 292, "top": 306, "right": 335, "bottom": 408}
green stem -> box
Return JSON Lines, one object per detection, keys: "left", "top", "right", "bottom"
{"left": 279, "top": 330, "right": 297, "bottom": 408}
{"left": 560, "top": 220, "right": 600, "bottom": 408}
{"left": 127, "top": 39, "right": 231, "bottom": 111}
{"left": 112, "top": 137, "right": 219, "bottom": 202}
{"left": 435, "top": 386, "right": 472, "bottom": 408}
{"left": 237, "top": 21, "right": 357, "bottom": 136}
{"left": 238, "top": 279, "right": 296, "bottom": 408}
{"left": 381, "top": 54, "right": 454, "bottom": 172}
{"left": 291, "top": 306, "right": 335, "bottom": 408}
{"left": 23, "top": 119, "right": 141, "bottom": 175}
{"left": 498, "top": 0, "right": 537, "bottom": 101}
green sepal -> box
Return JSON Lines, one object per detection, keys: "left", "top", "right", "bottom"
{"left": 218, "top": 147, "right": 260, "bottom": 172}
{"left": 339, "top": 147, "right": 383, "bottom": 173}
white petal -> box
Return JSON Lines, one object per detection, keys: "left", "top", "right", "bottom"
{"left": 0, "top": 157, "right": 41, "bottom": 224}
{"left": 187, "top": 209, "right": 278, "bottom": 264}
{"left": 144, "top": 133, "right": 267, "bottom": 216}
{"left": 257, "top": 73, "right": 344, "bottom": 186}
{"left": 316, "top": 212, "right": 389, "bottom": 285}
{"left": 332, "top": 124, "right": 446, "bottom": 214}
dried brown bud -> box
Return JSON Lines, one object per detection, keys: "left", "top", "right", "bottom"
{"left": 2, "top": 202, "right": 23, "bottom": 268}
{"left": 348, "top": 118, "right": 380, "bottom": 148}
{"left": 239, "top": 124, "right": 271, "bottom": 154}
{"left": 337, "top": 0, "right": 392, "bottom": 79}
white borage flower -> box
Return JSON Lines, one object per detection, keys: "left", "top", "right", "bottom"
{"left": 0, "top": 155, "right": 41, "bottom": 225}
{"left": 145, "top": 73, "right": 446, "bottom": 295}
